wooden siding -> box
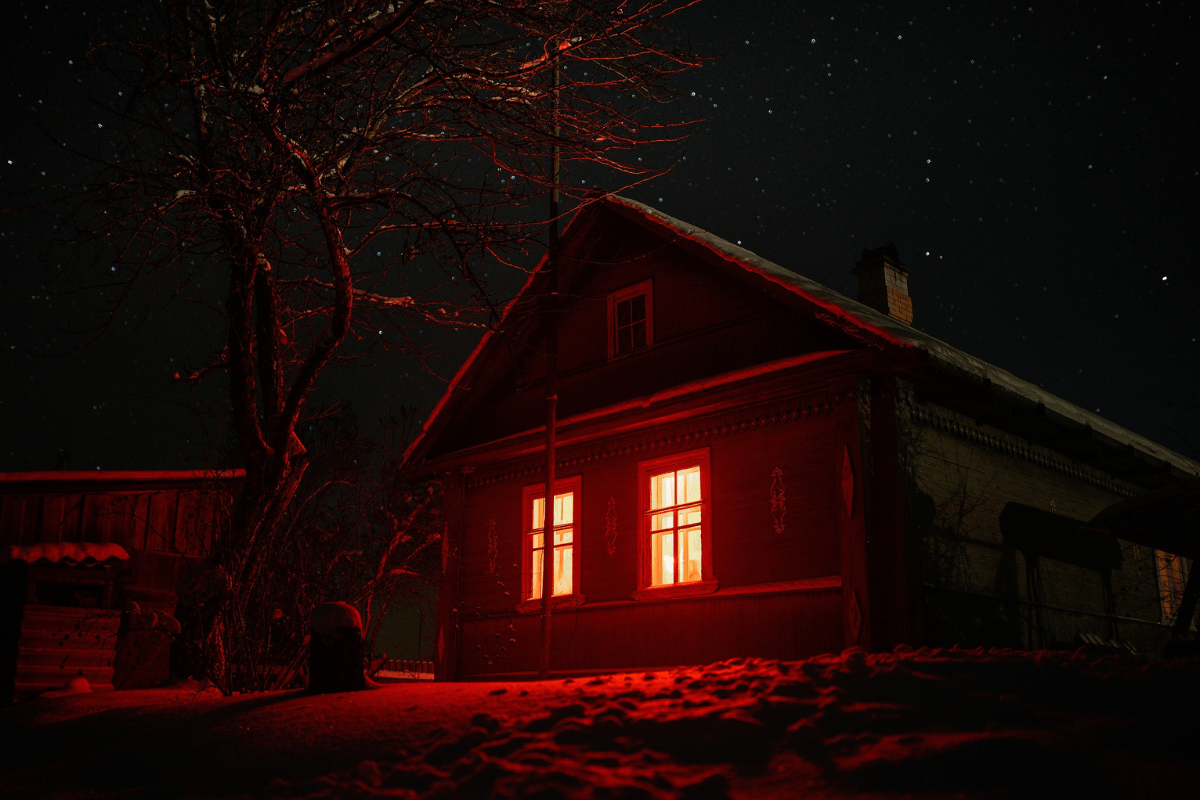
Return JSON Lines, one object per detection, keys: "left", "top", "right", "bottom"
{"left": 0, "top": 484, "right": 233, "bottom": 608}
{"left": 449, "top": 396, "right": 857, "bottom": 675}
{"left": 0, "top": 489, "right": 220, "bottom": 558}
{"left": 460, "top": 586, "right": 843, "bottom": 678}
{"left": 433, "top": 209, "right": 858, "bottom": 457}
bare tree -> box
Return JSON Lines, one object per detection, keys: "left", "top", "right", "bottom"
{"left": 58, "top": 0, "right": 700, "bottom": 692}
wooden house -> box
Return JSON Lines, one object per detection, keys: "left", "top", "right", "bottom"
{"left": 401, "top": 195, "right": 1200, "bottom": 680}
{"left": 1, "top": 469, "right": 240, "bottom": 699}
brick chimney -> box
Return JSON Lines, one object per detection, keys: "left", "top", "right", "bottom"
{"left": 852, "top": 243, "right": 912, "bottom": 324}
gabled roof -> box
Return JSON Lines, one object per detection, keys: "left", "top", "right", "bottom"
{"left": 403, "top": 195, "right": 1200, "bottom": 483}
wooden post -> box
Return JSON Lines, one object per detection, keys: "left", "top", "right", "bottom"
{"left": 538, "top": 61, "right": 562, "bottom": 682}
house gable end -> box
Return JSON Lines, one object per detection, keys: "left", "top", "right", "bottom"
{"left": 423, "top": 204, "right": 872, "bottom": 460}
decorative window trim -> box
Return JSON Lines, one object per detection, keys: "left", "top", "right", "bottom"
{"left": 487, "top": 519, "right": 498, "bottom": 574}
{"left": 605, "top": 496, "right": 619, "bottom": 556}
{"left": 636, "top": 447, "right": 713, "bottom": 592}
{"left": 606, "top": 279, "right": 654, "bottom": 360}
{"left": 515, "top": 593, "right": 588, "bottom": 614}
{"left": 632, "top": 580, "right": 718, "bottom": 601}
{"left": 520, "top": 475, "right": 583, "bottom": 604}
{"left": 770, "top": 467, "right": 786, "bottom": 535}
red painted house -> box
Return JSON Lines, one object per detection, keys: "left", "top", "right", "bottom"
{"left": 403, "top": 195, "right": 1199, "bottom": 680}
{"left": 1, "top": 470, "right": 241, "bottom": 699}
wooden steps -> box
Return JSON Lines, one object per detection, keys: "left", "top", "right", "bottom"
{"left": 14, "top": 605, "right": 119, "bottom": 700}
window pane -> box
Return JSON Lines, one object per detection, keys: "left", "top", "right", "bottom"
{"left": 652, "top": 531, "right": 675, "bottom": 586}
{"left": 679, "top": 506, "right": 702, "bottom": 527}
{"left": 554, "top": 492, "right": 573, "bottom": 525}
{"left": 650, "top": 511, "right": 674, "bottom": 532}
{"left": 531, "top": 532, "right": 543, "bottom": 550}
{"left": 650, "top": 471, "right": 675, "bottom": 510}
{"left": 554, "top": 545, "right": 573, "bottom": 596}
{"left": 531, "top": 497, "right": 544, "bottom": 531}
{"left": 617, "top": 299, "right": 632, "bottom": 327}
{"left": 617, "top": 327, "right": 632, "bottom": 354}
{"left": 554, "top": 526, "right": 573, "bottom": 545}
{"left": 631, "top": 321, "right": 647, "bottom": 349}
{"left": 681, "top": 526, "right": 703, "bottom": 583}
{"left": 678, "top": 466, "right": 702, "bottom": 504}
{"left": 530, "top": 548, "right": 544, "bottom": 600}
{"left": 631, "top": 294, "right": 646, "bottom": 322}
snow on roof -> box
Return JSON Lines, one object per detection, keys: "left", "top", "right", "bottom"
{"left": 609, "top": 195, "right": 1200, "bottom": 480}
{"left": 0, "top": 469, "right": 245, "bottom": 485}
{"left": 7, "top": 542, "right": 130, "bottom": 565}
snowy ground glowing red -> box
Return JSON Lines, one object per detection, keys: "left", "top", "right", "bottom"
{"left": 3, "top": 647, "right": 1197, "bottom": 799}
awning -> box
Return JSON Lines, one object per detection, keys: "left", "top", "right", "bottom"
{"left": 1084, "top": 479, "right": 1200, "bottom": 560}
{"left": 6, "top": 542, "right": 131, "bottom": 565}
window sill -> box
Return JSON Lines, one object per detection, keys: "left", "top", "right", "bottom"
{"left": 606, "top": 346, "right": 652, "bottom": 363}
{"left": 515, "top": 594, "right": 586, "bottom": 614}
{"left": 632, "top": 580, "right": 719, "bottom": 601}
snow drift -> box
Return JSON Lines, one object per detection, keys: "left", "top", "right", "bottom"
{"left": 263, "top": 646, "right": 1198, "bottom": 799}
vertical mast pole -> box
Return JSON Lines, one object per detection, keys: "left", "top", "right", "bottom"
{"left": 538, "top": 54, "right": 563, "bottom": 681}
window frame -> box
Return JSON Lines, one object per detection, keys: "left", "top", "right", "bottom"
{"left": 1156, "top": 549, "right": 1191, "bottom": 623}
{"left": 519, "top": 475, "right": 583, "bottom": 610}
{"left": 635, "top": 448, "right": 716, "bottom": 599}
{"left": 606, "top": 279, "right": 654, "bottom": 360}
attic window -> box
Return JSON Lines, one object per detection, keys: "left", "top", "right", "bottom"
{"left": 608, "top": 279, "right": 653, "bottom": 359}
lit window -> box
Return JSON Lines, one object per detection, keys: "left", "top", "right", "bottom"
{"left": 607, "top": 279, "right": 653, "bottom": 359}
{"left": 523, "top": 477, "right": 581, "bottom": 600}
{"left": 1156, "top": 549, "right": 1190, "bottom": 622}
{"left": 639, "top": 449, "right": 710, "bottom": 588}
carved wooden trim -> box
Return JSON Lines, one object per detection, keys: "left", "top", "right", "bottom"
{"left": 631, "top": 579, "right": 719, "bottom": 601}
{"left": 467, "top": 388, "right": 853, "bottom": 490}
{"left": 914, "top": 402, "right": 1141, "bottom": 499}
{"left": 605, "top": 496, "right": 618, "bottom": 556}
{"left": 770, "top": 467, "right": 786, "bottom": 535}
{"left": 514, "top": 594, "right": 587, "bottom": 614}
{"left": 840, "top": 444, "right": 855, "bottom": 518}
{"left": 486, "top": 519, "right": 498, "bottom": 575}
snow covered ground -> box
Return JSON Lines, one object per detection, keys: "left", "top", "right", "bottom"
{"left": 3, "top": 647, "right": 1197, "bottom": 799}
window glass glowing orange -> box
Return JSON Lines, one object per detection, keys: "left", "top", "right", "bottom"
{"left": 528, "top": 491, "right": 574, "bottom": 599}
{"left": 648, "top": 465, "right": 702, "bottom": 586}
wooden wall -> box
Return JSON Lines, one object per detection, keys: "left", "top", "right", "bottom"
{"left": 435, "top": 208, "right": 857, "bottom": 456}
{"left": 906, "top": 402, "right": 1171, "bottom": 655}
{"left": 0, "top": 489, "right": 221, "bottom": 557}
{"left": 460, "top": 586, "right": 843, "bottom": 678}
{"left": 0, "top": 484, "right": 230, "bottom": 603}
{"left": 449, "top": 393, "right": 857, "bottom": 676}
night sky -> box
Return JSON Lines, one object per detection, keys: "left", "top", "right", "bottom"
{"left": 2, "top": 1, "right": 1197, "bottom": 473}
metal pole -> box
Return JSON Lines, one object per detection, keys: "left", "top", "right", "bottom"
{"left": 538, "top": 59, "right": 562, "bottom": 681}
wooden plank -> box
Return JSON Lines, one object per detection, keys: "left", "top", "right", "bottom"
{"left": 0, "top": 496, "right": 26, "bottom": 546}
{"left": 175, "top": 491, "right": 204, "bottom": 557}
{"left": 145, "top": 493, "right": 178, "bottom": 552}
{"left": 79, "top": 495, "right": 112, "bottom": 543}
{"left": 60, "top": 494, "right": 84, "bottom": 542}
{"left": 129, "top": 494, "right": 151, "bottom": 550}
{"left": 39, "top": 496, "right": 65, "bottom": 544}
{"left": 104, "top": 494, "right": 139, "bottom": 550}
